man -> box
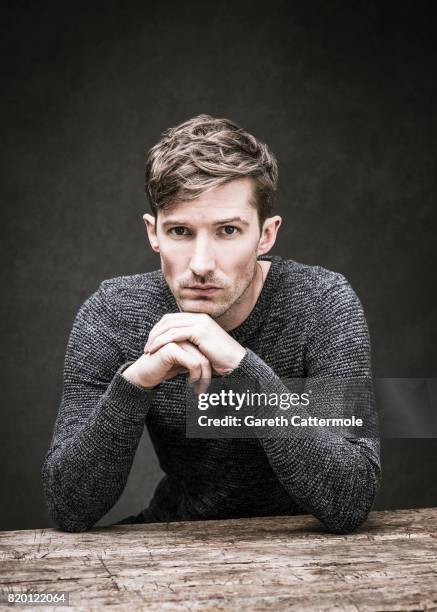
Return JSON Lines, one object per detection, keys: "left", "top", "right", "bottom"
{"left": 42, "top": 114, "right": 381, "bottom": 534}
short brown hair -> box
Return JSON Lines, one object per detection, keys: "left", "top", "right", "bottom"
{"left": 145, "top": 114, "right": 278, "bottom": 229}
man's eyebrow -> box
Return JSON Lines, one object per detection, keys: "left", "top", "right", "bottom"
{"left": 161, "top": 216, "right": 250, "bottom": 228}
{"left": 213, "top": 216, "right": 250, "bottom": 226}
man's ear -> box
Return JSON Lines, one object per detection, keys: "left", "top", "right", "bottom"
{"left": 256, "top": 215, "right": 282, "bottom": 256}
{"left": 143, "top": 213, "right": 160, "bottom": 253}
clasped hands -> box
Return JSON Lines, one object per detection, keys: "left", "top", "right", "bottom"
{"left": 122, "top": 313, "right": 246, "bottom": 393}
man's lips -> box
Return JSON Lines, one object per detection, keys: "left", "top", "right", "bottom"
{"left": 187, "top": 285, "right": 221, "bottom": 289}
{"left": 183, "top": 285, "right": 222, "bottom": 295}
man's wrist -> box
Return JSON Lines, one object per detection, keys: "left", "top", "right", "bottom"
{"left": 226, "top": 346, "right": 247, "bottom": 373}
{"left": 121, "top": 362, "right": 158, "bottom": 390}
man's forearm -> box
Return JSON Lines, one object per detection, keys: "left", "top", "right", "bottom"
{"left": 259, "top": 431, "right": 380, "bottom": 534}
{"left": 226, "top": 349, "right": 381, "bottom": 534}
{"left": 42, "top": 364, "right": 154, "bottom": 532}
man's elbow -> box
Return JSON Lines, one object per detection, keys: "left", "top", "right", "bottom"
{"left": 54, "top": 520, "right": 90, "bottom": 533}
{"left": 42, "top": 465, "right": 96, "bottom": 533}
{"left": 322, "top": 484, "right": 379, "bottom": 535}
{"left": 322, "top": 467, "right": 381, "bottom": 535}
{"left": 47, "top": 503, "right": 97, "bottom": 533}
{"left": 323, "top": 509, "right": 371, "bottom": 535}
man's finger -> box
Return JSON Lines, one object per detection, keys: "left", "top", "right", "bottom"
{"left": 146, "top": 317, "right": 205, "bottom": 351}
{"left": 163, "top": 343, "right": 203, "bottom": 383}
{"left": 147, "top": 326, "right": 198, "bottom": 355}
{"left": 179, "top": 341, "right": 212, "bottom": 394}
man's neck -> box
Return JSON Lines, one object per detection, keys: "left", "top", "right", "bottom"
{"left": 216, "top": 259, "right": 272, "bottom": 331}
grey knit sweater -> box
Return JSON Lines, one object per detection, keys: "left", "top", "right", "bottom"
{"left": 42, "top": 254, "right": 381, "bottom": 534}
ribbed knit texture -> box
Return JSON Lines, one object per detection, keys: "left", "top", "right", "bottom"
{"left": 42, "top": 254, "right": 381, "bottom": 533}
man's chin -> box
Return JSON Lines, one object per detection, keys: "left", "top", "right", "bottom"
{"left": 177, "top": 298, "right": 226, "bottom": 317}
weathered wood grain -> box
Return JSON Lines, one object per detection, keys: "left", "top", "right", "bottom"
{"left": 0, "top": 508, "right": 436, "bottom": 610}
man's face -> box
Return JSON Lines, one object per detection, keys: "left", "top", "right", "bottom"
{"left": 146, "top": 178, "right": 267, "bottom": 320}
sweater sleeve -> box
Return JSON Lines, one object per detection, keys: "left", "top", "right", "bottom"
{"left": 41, "top": 283, "right": 155, "bottom": 532}
{"left": 229, "top": 275, "right": 381, "bottom": 534}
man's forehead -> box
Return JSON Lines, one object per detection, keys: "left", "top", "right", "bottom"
{"left": 158, "top": 178, "right": 257, "bottom": 222}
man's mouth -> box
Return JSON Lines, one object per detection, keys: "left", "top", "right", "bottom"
{"left": 183, "top": 285, "right": 222, "bottom": 296}
{"left": 188, "top": 284, "right": 220, "bottom": 289}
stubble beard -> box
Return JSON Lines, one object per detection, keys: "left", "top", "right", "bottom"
{"left": 176, "top": 259, "right": 259, "bottom": 322}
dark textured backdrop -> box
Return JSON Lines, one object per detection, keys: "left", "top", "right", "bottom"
{"left": 1, "top": 1, "right": 436, "bottom": 530}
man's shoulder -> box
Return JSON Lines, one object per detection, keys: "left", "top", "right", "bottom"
{"left": 93, "top": 268, "right": 166, "bottom": 313}
{"left": 99, "top": 269, "right": 162, "bottom": 293}
{"left": 275, "top": 257, "right": 367, "bottom": 330}
{"left": 279, "top": 257, "right": 351, "bottom": 296}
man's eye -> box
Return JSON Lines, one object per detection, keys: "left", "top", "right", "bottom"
{"left": 169, "top": 227, "right": 190, "bottom": 236}
{"left": 220, "top": 225, "right": 240, "bottom": 236}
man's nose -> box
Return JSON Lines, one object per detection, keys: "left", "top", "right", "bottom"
{"left": 189, "top": 236, "right": 216, "bottom": 277}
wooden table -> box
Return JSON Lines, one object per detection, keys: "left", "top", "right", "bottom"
{"left": 1, "top": 508, "right": 436, "bottom": 610}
